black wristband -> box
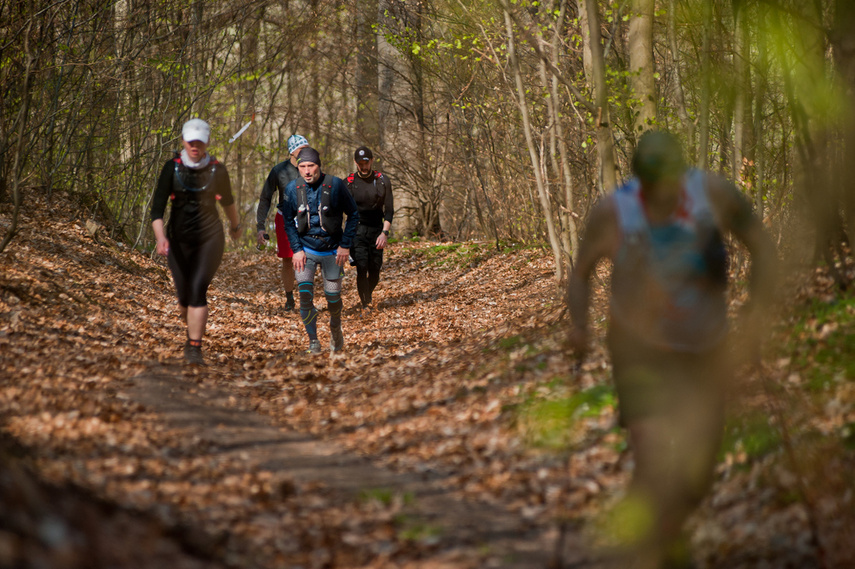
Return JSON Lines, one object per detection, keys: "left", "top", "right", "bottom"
{"left": 382, "top": 230, "right": 389, "bottom": 236}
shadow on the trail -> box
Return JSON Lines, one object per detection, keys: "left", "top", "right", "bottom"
{"left": 126, "top": 368, "right": 581, "bottom": 568}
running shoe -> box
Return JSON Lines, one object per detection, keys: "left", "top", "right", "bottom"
{"left": 307, "top": 339, "right": 322, "bottom": 354}
{"left": 184, "top": 342, "right": 205, "bottom": 365}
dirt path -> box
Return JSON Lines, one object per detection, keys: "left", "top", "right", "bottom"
{"left": 4, "top": 192, "right": 851, "bottom": 568}
{"left": 3, "top": 193, "right": 611, "bottom": 567}
{"left": 127, "top": 366, "right": 588, "bottom": 568}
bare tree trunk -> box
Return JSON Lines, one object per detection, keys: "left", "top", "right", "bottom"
{"left": 667, "top": 0, "right": 694, "bottom": 155}
{"left": 732, "top": 1, "right": 751, "bottom": 185}
{"left": 377, "top": 0, "right": 396, "bottom": 154}
{"left": 583, "top": 0, "right": 617, "bottom": 193}
{"left": 753, "top": 3, "right": 769, "bottom": 220}
{"left": 502, "top": 4, "right": 564, "bottom": 283}
{"left": 832, "top": 0, "right": 855, "bottom": 250}
{"left": 576, "top": 0, "right": 593, "bottom": 82}
{"left": 356, "top": 0, "right": 381, "bottom": 150}
{"left": 629, "top": 0, "right": 656, "bottom": 135}
{"left": 698, "top": 0, "right": 713, "bottom": 169}
{"left": 0, "top": 6, "right": 35, "bottom": 253}
{"left": 545, "top": 0, "right": 578, "bottom": 272}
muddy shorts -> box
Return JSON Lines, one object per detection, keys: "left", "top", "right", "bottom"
{"left": 607, "top": 321, "right": 726, "bottom": 428}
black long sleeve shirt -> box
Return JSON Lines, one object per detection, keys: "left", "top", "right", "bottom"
{"left": 256, "top": 160, "right": 299, "bottom": 231}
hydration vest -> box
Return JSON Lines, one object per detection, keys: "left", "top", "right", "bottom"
{"left": 169, "top": 156, "right": 221, "bottom": 211}
{"left": 295, "top": 174, "right": 342, "bottom": 239}
{"left": 610, "top": 168, "right": 729, "bottom": 351}
{"left": 346, "top": 171, "right": 389, "bottom": 211}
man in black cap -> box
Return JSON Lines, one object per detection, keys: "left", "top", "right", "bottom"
{"left": 567, "top": 130, "right": 777, "bottom": 567}
{"left": 346, "top": 146, "right": 394, "bottom": 311}
{"left": 278, "top": 147, "right": 359, "bottom": 354}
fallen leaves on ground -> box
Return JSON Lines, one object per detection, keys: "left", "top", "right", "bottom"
{"left": 0, "top": 190, "right": 853, "bottom": 568}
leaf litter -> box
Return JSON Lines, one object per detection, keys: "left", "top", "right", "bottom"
{"left": 1, "top": 190, "right": 853, "bottom": 568}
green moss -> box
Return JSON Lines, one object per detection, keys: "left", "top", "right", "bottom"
{"left": 785, "top": 295, "right": 855, "bottom": 394}
{"left": 358, "top": 487, "right": 414, "bottom": 507}
{"left": 720, "top": 412, "right": 782, "bottom": 462}
{"left": 518, "top": 383, "right": 617, "bottom": 450}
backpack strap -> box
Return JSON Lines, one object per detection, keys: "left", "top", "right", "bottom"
{"left": 295, "top": 179, "right": 308, "bottom": 209}
{"left": 295, "top": 179, "right": 309, "bottom": 235}
{"left": 378, "top": 171, "right": 391, "bottom": 197}
{"left": 613, "top": 178, "right": 646, "bottom": 236}
{"left": 683, "top": 169, "right": 715, "bottom": 224}
{"left": 319, "top": 175, "right": 336, "bottom": 233}
{"left": 173, "top": 160, "right": 217, "bottom": 193}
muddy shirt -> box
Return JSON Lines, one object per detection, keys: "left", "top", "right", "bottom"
{"left": 610, "top": 169, "right": 728, "bottom": 352}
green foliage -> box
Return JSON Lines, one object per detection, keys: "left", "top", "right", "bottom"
{"left": 764, "top": 11, "right": 849, "bottom": 125}
{"left": 720, "top": 412, "right": 782, "bottom": 464}
{"left": 496, "top": 335, "right": 524, "bottom": 351}
{"left": 518, "top": 382, "right": 617, "bottom": 450}
{"left": 723, "top": 292, "right": 855, "bottom": 471}
{"left": 395, "top": 516, "right": 443, "bottom": 544}
{"left": 786, "top": 296, "right": 855, "bottom": 393}
{"left": 359, "top": 487, "right": 415, "bottom": 507}
{"left": 842, "top": 422, "right": 855, "bottom": 450}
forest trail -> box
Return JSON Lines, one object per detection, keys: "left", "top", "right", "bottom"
{"left": 1, "top": 190, "right": 600, "bottom": 568}
{"left": 127, "top": 369, "right": 578, "bottom": 568}
{"left": 1, "top": 191, "right": 852, "bottom": 568}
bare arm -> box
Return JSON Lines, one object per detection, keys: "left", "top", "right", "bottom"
{"left": 376, "top": 220, "right": 392, "bottom": 250}
{"left": 708, "top": 175, "right": 778, "bottom": 363}
{"left": 152, "top": 218, "right": 169, "bottom": 256}
{"left": 567, "top": 198, "right": 619, "bottom": 357}
{"left": 708, "top": 175, "right": 777, "bottom": 310}
{"left": 223, "top": 203, "right": 241, "bottom": 241}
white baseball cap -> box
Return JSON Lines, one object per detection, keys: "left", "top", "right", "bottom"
{"left": 182, "top": 118, "right": 211, "bottom": 144}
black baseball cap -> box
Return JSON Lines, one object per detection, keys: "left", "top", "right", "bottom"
{"left": 354, "top": 146, "right": 373, "bottom": 162}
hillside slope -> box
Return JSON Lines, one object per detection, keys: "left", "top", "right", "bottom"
{"left": 1, "top": 190, "right": 853, "bottom": 568}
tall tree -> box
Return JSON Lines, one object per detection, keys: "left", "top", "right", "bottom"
{"left": 667, "top": 0, "right": 694, "bottom": 150}
{"left": 628, "top": 0, "right": 656, "bottom": 135}
{"left": 355, "top": 0, "right": 381, "bottom": 150}
{"left": 697, "top": 0, "right": 713, "bottom": 169}
{"left": 732, "top": 0, "right": 753, "bottom": 189}
{"left": 580, "top": 0, "right": 617, "bottom": 193}
{"left": 501, "top": 1, "right": 564, "bottom": 281}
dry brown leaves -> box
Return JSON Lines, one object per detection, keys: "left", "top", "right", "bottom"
{"left": 1, "top": 190, "right": 853, "bottom": 568}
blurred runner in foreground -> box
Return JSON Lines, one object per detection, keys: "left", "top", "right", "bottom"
{"left": 567, "top": 130, "right": 777, "bottom": 568}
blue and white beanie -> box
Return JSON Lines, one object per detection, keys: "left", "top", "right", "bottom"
{"left": 287, "top": 134, "right": 309, "bottom": 155}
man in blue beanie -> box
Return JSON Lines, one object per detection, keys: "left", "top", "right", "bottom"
{"left": 255, "top": 134, "right": 310, "bottom": 311}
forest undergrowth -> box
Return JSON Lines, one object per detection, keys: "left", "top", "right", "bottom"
{"left": 0, "top": 190, "right": 854, "bottom": 568}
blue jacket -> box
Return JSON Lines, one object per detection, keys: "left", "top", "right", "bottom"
{"left": 278, "top": 173, "right": 359, "bottom": 253}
